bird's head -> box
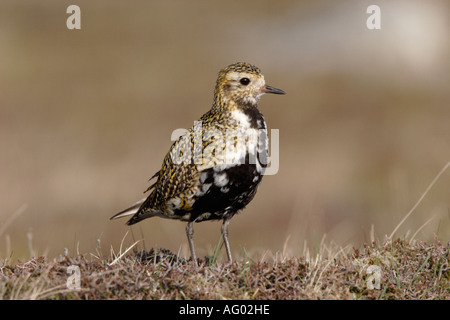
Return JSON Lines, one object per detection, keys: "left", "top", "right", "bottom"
{"left": 214, "top": 62, "right": 285, "bottom": 108}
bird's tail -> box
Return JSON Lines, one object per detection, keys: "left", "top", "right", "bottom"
{"left": 110, "top": 197, "right": 161, "bottom": 225}
{"left": 110, "top": 198, "right": 146, "bottom": 221}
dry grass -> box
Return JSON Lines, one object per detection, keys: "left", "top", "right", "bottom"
{"left": 1, "top": 237, "right": 448, "bottom": 300}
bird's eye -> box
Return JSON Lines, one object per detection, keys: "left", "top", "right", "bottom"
{"left": 239, "top": 78, "right": 250, "bottom": 85}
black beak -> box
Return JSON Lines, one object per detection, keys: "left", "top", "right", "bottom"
{"left": 262, "top": 85, "right": 286, "bottom": 95}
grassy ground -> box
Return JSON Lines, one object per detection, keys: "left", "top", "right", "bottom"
{"left": 1, "top": 237, "right": 448, "bottom": 300}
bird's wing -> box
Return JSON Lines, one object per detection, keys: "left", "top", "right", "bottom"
{"left": 116, "top": 116, "right": 228, "bottom": 223}
{"left": 141, "top": 129, "right": 200, "bottom": 212}
{"left": 142, "top": 118, "right": 228, "bottom": 212}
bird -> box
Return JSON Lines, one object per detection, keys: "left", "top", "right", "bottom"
{"left": 111, "top": 62, "right": 285, "bottom": 264}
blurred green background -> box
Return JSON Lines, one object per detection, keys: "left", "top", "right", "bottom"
{"left": 1, "top": 0, "right": 449, "bottom": 262}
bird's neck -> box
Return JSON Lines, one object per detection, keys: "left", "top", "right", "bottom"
{"left": 206, "top": 92, "right": 265, "bottom": 131}
{"left": 211, "top": 91, "right": 258, "bottom": 114}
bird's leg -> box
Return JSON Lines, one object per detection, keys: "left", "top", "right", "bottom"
{"left": 186, "top": 222, "right": 197, "bottom": 265}
{"left": 221, "top": 218, "right": 232, "bottom": 263}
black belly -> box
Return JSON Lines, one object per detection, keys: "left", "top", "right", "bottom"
{"left": 182, "top": 163, "right": 263, "bottom": 222}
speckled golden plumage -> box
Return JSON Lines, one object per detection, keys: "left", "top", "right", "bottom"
{"left": 111, "top": 62, "right": 285, "bottom": 264}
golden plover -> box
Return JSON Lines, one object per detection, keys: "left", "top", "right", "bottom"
{"left": 111, "top": 62, "right": 285, "bottom": 263}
